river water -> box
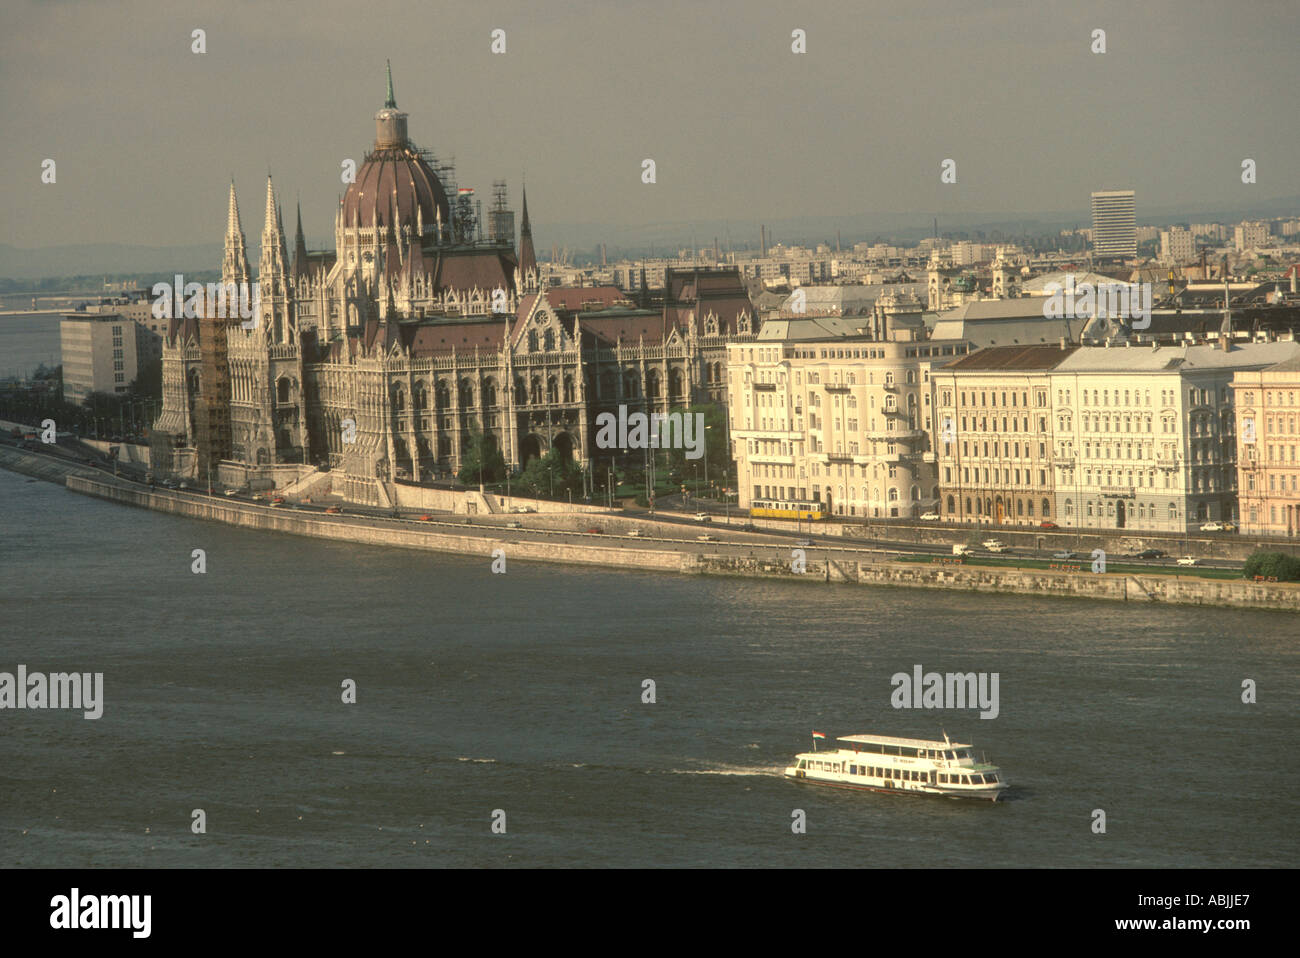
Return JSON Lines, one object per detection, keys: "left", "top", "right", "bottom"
{"left": 0, "top": 313, "right": 61, "bottom": 379}
{"left": 0, "top": 465, "right": 1296, "bottom": 868}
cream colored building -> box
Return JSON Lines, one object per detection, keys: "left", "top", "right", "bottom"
{"left": 60, "top": 313, "right": 140, "bottom": 403}
{"left": 1233, "top": 355, "right": 1300, "bottom": 536}
{"left": 727, "top": 292, "right": 972, "bottom": 517}
{"left": 932, "top": 345, "right": 1076, "bottom": 525}
{"left": 1048, "top": 341, "right": 1300, "bottom": 533}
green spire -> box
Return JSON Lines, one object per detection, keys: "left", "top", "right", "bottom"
{"left": 384, "top": 60, "right": 396, "bottom": 109}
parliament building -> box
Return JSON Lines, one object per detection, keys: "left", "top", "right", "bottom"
{"left": 154, "top": 67, "right": 757, "bottom": 502}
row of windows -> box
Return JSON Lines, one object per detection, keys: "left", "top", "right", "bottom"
{"left": 953, "top": 440, "right": 1049, "bottom": 460}
{"left": 956, "top": 467, "right": 1048, "bottom": 487}
{"left": 803, "top": 760, "right": 998, "bottom": 786}
{"left": 952, "top": 496, "right": 1052, "bottom": 519}
{"left": 958, "top": 390, "right": 1047, "bottom": 408}
{"left": 1241, "top": 391, "right": 1299, "bottom": 407}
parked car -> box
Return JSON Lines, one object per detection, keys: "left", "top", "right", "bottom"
{"left": 1177, "top": 556, "right": 1199, "bottom": 567}
{"left": 325, "top": 505, "right": 341, "bottom": 514}
{"left": 694, "top": 513, "right": 712, "bottom": 523}
{"left": 697, "top": 533, "right": 717, "bottom": 541}
{"left": 1200, "top": 521, "right": 1225, "bottom": 532}
{"left": 1039, "top": 520, "right": 1059, "bottom": 530}
{"left": 585, "top": 527, "right": 603, "bottom": 534}
{"left": 251, "top": 492, "right": 265, "bottom": 501}
{"left": 269, "top": 496, "right": 285, "bottom": 507}
{"left": 739, "top": 522, "right": 756, "bottom": 531}
{"left": 919, "top": 512, "right": 940, "bottom": 521}
{"left": 1133, "top": 549, "right": 1166, "bottom": 560}
{"left": 506, "top": 520, "right": 522, "bottom": 529}
{"left": 1052, "top": 550, "right": 1079, "bottom": 560}
{"left": 795, "top": 538, "right": 811, "bottom": 547}
{"left": 418, "top": 514, "right": 433, "bottom": 521}
{"left": 223, "top": 488, "right": 240, "bottom": 497}
{"left": 982, "top": 540, "right": 1008, "bottom": 553}
{"left": 626, "top": 529, "right": 643, "bottom": 537}
{"left": 177, "top": 481, "right": 189, "bottom": 490}
{"left": 952, "top": 544, "right": 972, "bottom": 556}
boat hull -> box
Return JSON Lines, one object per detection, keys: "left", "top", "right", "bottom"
{"left": 784, "top": 769, "right": 1006, "bottom": 802}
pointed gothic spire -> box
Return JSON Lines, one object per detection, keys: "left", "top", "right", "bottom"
{"left": 385, "top": 59, "right": 396, "bottom": 109}
{"left": 518, "top": 184, "right": 536, "bottom": 279}
{"left": 222, "top": 180, "right": 250, "bottom": 286}
{"left": 292, "top": 200, "right": 308, "bottom": 280}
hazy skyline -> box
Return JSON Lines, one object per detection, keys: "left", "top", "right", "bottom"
{"left": 4, "top": 0, "right": 1298, "bottom": 258}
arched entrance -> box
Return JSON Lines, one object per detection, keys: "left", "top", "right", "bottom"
{"left": 520, "top": 434, "right": 542, "bottom": 467}
{"left": 1116, "top": 500, "right": 1126, "bottom": 528}
{"left": 552, "top": 432, "right": 573, "bottom": 462}
{"left": 995, "top": 497, "right": 1005, "bottom": 524}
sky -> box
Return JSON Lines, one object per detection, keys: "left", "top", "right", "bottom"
{"left": 3, "top": 0, "right": 1298, "bottom": 255}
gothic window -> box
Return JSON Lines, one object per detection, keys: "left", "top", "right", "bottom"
{"left": 514, "top": 377, "right": 526, "bottom": 405}
{"left": 624, "top": 371, "right": 640, "bottom": 399}
{"left": 705, "top": 315, "right": 718, "bottom": 335}
{"left": 459, "top": 379, "right": 475, "bottom": 407}
{"left": 528, "top": 330, "right": 538, "bottom": 352}
{"left": 544, "top": 329, "right": 555, "bottom": 352}
{"left": 414, "top": 382, "right": 429, "bottom": 410}
{"left": 563, "top": 375, "right": 574, "bottom": 403}
{"left": 484, "top": 379, "right": 497, "bottom": 407}
{"left": 546, "top": 377, "right": 559, "bottom": 404}
{"left": 646, "top": 369, "right": 661, "bottom": 400}
{"left": 393, "top": 387, "right": 406, "bottom": 412}
{"left": 435, "top": 382, "right": 449, "bottom": 410}
{"left": 531, "top": 377, "right": 542, "bottom": 404}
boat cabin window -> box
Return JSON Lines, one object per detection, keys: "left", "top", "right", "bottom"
{"left": 944, "top": 751, "right": 956, "bottom": 760}
{"left": 797, "top": 759, "right": 807, "bottom": 769}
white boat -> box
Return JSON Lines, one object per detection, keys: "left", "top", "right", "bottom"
{"left": 784, "top": 731, "right": 1009, "bottom": 801}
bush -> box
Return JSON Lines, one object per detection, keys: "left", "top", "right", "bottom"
{"left": 1243, "top": 550, "right": 1300, "bottom": 582}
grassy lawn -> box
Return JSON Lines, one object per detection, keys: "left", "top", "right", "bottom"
{"left": 896, "top": 552, "right": 1242, "bottom": 580}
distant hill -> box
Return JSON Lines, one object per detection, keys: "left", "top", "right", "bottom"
{"left": 0, "top": 243, "right": 222, "bottom": 282}
{"left": 3, "top": 194, "right": 1297, "bottom": 280}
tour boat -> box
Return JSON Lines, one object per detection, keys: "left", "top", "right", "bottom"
{"left": 784, "top": 731, "right": 1009, "bottom": 801}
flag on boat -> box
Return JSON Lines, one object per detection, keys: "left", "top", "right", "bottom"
{"left": 812, "top": 731, "right": 825, "bottom": 739}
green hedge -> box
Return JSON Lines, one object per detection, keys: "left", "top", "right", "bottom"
{"left": 1243, "top": 551, "right": 1300, "bottom": 582}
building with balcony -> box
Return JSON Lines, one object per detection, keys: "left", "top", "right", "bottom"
{"left": 931, "top": 344, "right": 1078, "bottom": 525}
{"left": 1047, "top": 340, "right": 1300, "bottom": 532}
{"left": 1232, "top": 354, "right": 1300, "bottom": 536}
{"left": 727, "top": 291, "right": 972, "bottom": 518}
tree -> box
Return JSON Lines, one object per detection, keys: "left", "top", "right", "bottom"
{"left": 130, "top": 357, "right": 162, "bottom": 401}
{"left": 1243, "top": 550, "right": 1300, "bottom": 582}
{"left": 457, "top": 430, "right": 506, "bottom": 486}
{"left": 664, "top": 402, "right": 730, "bottom": 487}
{"left": 517, "top": 448, "right": 582, "bottom": 499}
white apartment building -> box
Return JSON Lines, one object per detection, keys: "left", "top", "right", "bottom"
{"left": 1048, "top": 341, "right": 1300, "bottom": 532}
{"left": 1234, "top": 221, "right": 1270, "bottom": 252}
{"left": 727, "top": 293, "right": 972, "bottom": 517}
{"left": 1160, "top": 226, "right": 1195, "bottom": 263}
{"left": 60, "top": 313, "right": 141, "bottom": 402}
{"left": 1091, "top": 190, "right": 1137, "bottom": 259}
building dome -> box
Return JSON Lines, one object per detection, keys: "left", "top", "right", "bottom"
{"left": 341, "top": 145, "right": 449, "bottom": 232}
{"left": 339, "top": 63, "right": 450, "bottom": 233}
